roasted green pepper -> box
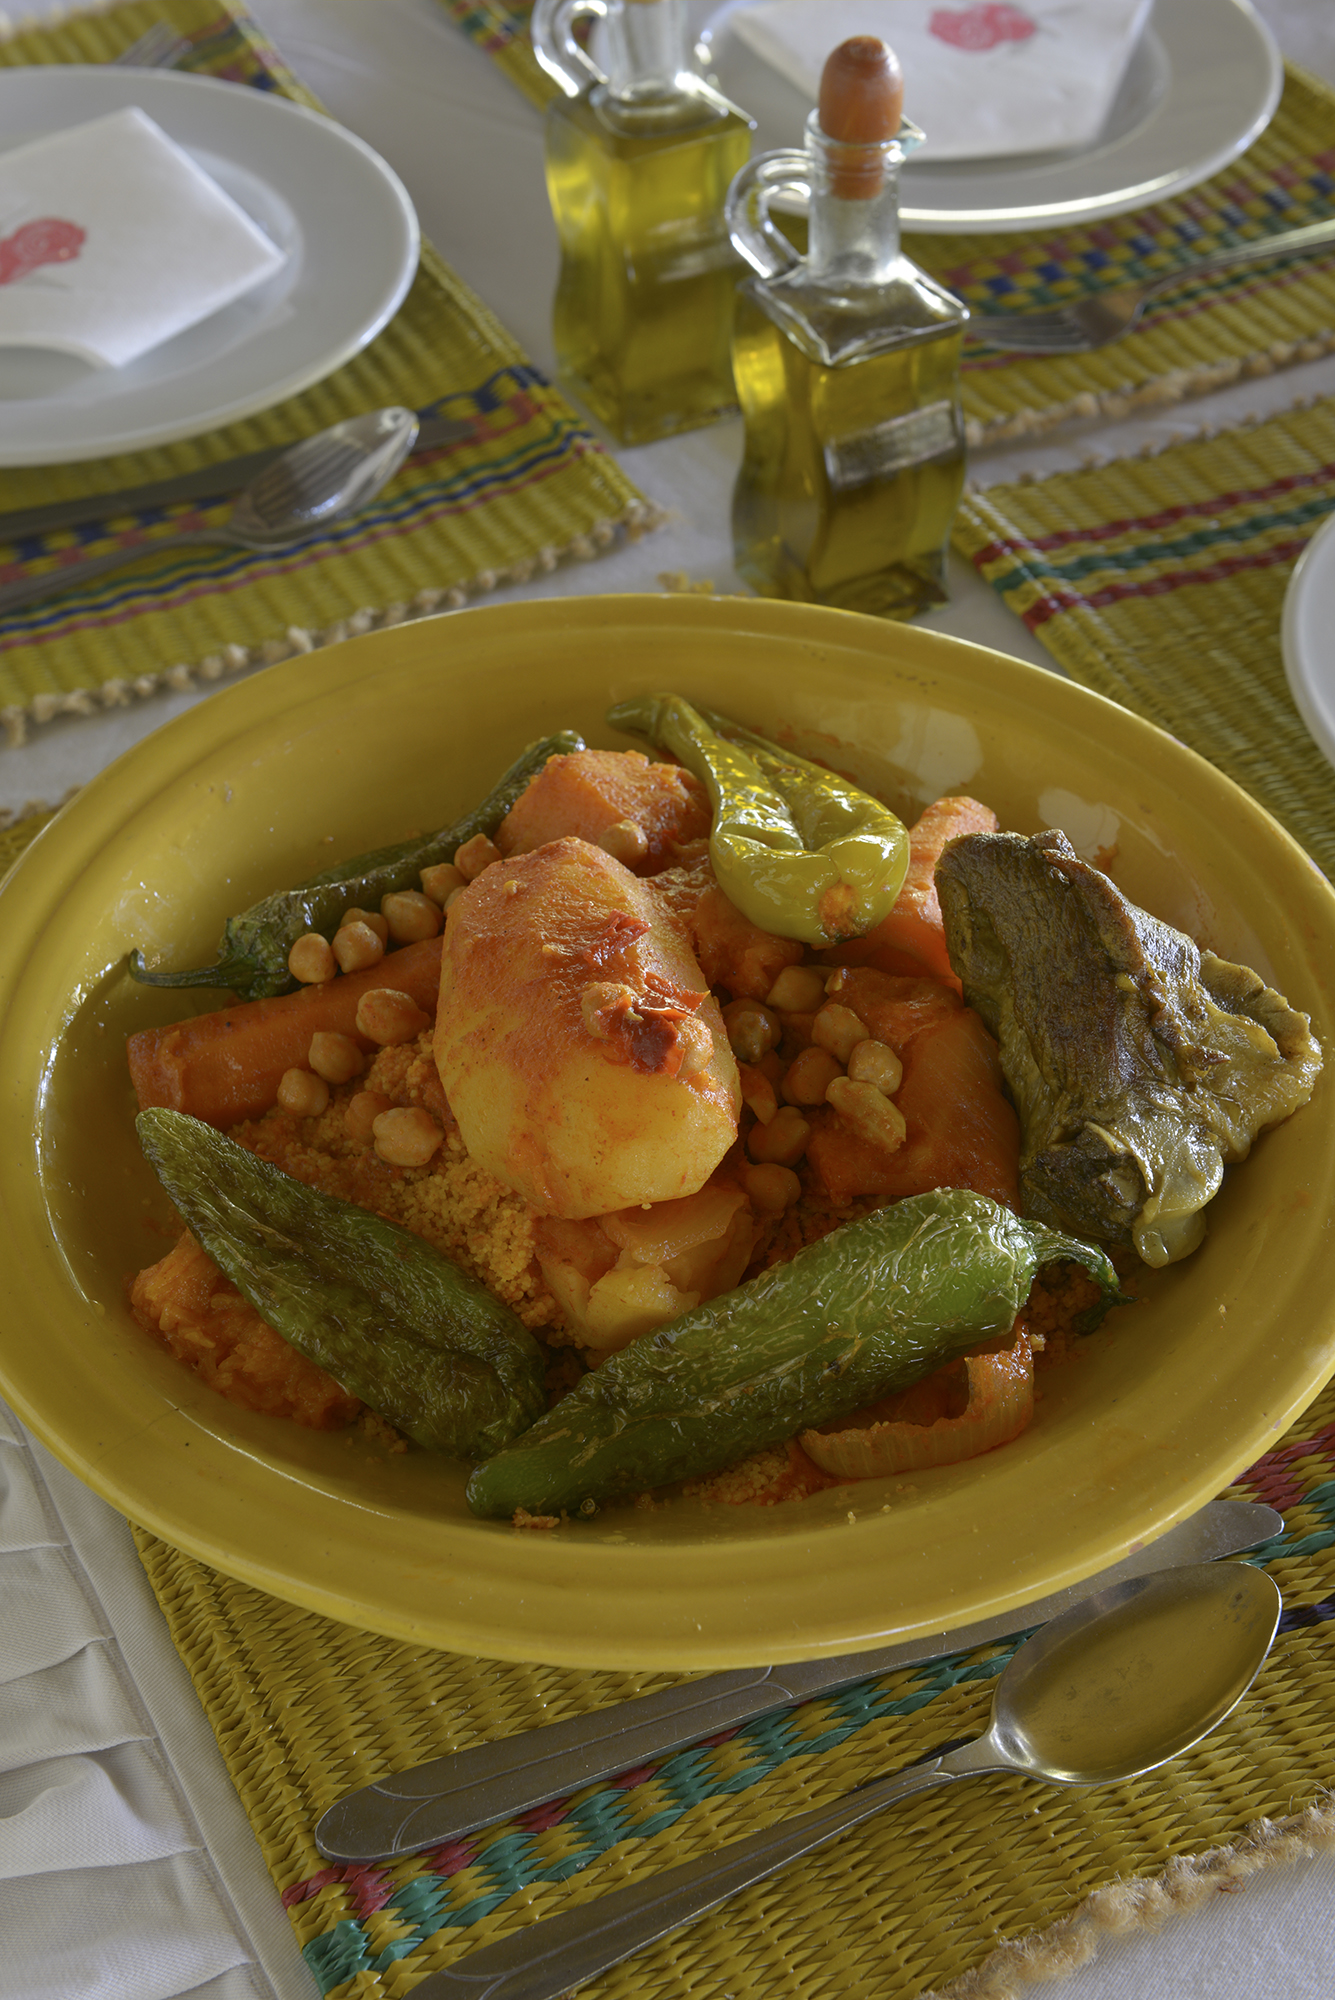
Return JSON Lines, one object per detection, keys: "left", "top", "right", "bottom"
{"left": 467, "top": 1188, "right": 1126, "bottom": 1518}
{"left": 606, "top": 694, "right": 908, "bottom": 946}
{"left": 129, "top": 729, "right": 586, "bottom": 1002}
{"left": 137, "top": 1109, "right": 547, "bottom": 1459}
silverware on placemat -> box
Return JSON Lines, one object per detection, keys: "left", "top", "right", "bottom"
{"left": 316, "top": 1496, "right": 1280, "bottom": 1864}
{"left": 0, "top": 412, "right": 475, "bottom": 548}
{"left": 411, "top": 1562, "right": 1282, "bottom": 2000}
{"left": 0, "top": 408, "right": 425, "bottom": 616}
{"left": 966, "top": 214, "right": 1335, "bottom": 354}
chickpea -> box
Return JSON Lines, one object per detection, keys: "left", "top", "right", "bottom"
{"left": 812, "top": 1002, "right": 867, "bottom": 1066}
{"left": 737, "top": 1061, "right": 778, "bottom": 1125}
{"left": 288, "top": 932, "right": 336, "bottom": 985}
{"left": 765, "top": 965, "right": 827, "bottom": 1014}
{"left": 743, "top": 1162, "right": 802, "bottom": 1214}
{"left": 847, "top": 1038, "right": 903, "bottom": 1096}
{"left": 346, "top": 1089, "right": 393, "bottom": 1143}
{"left": 276, "top": 1068, "right": 329, "bottom": 1118}
{"left": 372, "top": 1106, "right": 442, "bottom": 1168}
{"left": 781, "top": 1046, "right": 842, "bottom": 1106}
{"left": 308, "top": 1031, "right": 364, "bottom": 1086}
{"left": 722, "top": 997, "right": 781, "bottom": 1065}
{"left": 746, "top": 1104, "right": 810, "bottom": 1167}
{"left": 674, "top": 1014, "right": 713, "bottom": 1076}
{"left": 824, "top": 966, "right": 852, "bottom": 998}
{"left": 597, "top": 819, "right": 649, "bottom": 866}
{"left": 421, "top": 861, "right": 467, "bottom": 906}
{"left": 355, "top": 988, "right": 431, "bottom": 1047}
{"left": 581, "top": 981, "right": 635, "bottom": 1040}
{"left": 340, "top": 906, "right": 389, "bottom": 944}
{"left": 381, "top": 889, "right": 443, "bottom": 944}
{"left": 333, "top": 921, "right": 386, "bottom": 974}
{"left": 454, "top": 834, "right": 501, "bottom": 881}
{"left": 826, "top": 1075, "right": 907, "bottom": 1154}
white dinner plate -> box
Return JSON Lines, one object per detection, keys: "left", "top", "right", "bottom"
{"left": 694, "top": 0, "right": 1283, "bottom": 233}
{"left": 1281, "top": 509, "right": 1335, "bottom": 774}
{"left": 0, "top": 68, "right": 419, "bottom": 466}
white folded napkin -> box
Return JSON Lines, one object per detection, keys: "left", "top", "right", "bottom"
{"left": 728, "top": 0, "right": 1155, "bottom": 161}
{"left": 0, "top": 106, "right": 286, "bottom": 368}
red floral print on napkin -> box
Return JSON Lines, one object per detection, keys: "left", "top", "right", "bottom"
{"left": 930, "top": 5, "right": 1037, "bottom": 52}
{"left": 0, "top": 217, "right": 87, "bottom": 286}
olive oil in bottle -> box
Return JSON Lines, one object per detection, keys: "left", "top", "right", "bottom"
{"left": 532, "top": 0, "right": 753, "bottom": 446}
{"left": 725, "top": 38, "right": 967, "bottom": 618}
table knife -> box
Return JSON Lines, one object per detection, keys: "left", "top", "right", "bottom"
{"left": 315, "top": 1497, "right": 1281, "bottom": 1863}
{"left": 0, "top": 413, "right": 475, "bottom": 546}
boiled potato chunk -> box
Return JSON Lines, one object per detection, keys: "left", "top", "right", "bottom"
{"left": 435, "top": 838, "right": 739, "bottom": 1217}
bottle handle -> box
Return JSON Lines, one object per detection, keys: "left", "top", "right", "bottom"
{"left": 725, "top": 152, "right": 811, "bottom": 281}
{"left": 530, "top": 0, "right": 609, "bottom": 97}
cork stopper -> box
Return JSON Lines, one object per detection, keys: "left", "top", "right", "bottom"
{"left": 817, "top": 37, "right": 904, "bottom": 199}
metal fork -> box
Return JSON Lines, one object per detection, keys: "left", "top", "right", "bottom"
{"left": 112, "top": 22, "right": 191, "bottom": 68}
{"left": 966, "top": 214, "right": 1335, "bottom": 354}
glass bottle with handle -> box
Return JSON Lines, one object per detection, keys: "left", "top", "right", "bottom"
{"left": 726, "top": 37, "right": 968, "bottom": 618}
{"left": 531, "top": 0, "right": 754, "bottom": 446}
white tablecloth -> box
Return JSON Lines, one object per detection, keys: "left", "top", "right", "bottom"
{"left": 3, "top": 3, "right": 1334, "bottom": 1996}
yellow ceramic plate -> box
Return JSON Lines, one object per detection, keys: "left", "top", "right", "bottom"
{"left": 3, "top": 596, "right": 1332, "bottom": 1669}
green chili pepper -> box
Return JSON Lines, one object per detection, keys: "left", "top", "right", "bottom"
{"left": 467, "top": 1188, "right": 1127, "bottom": 1519}
{"left": 129, "top": 730, "right": 586, "bottom": 1002}
{"left": 137, "top": 1109, "right": 547, "bottom": 1459}
{"left": 606, "top": 694, "right": 908, "bottom": 947}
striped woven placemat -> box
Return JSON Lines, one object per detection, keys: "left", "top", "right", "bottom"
{"left": 0, "top": 0, "right": 655, "bottom": 747}
{"left": 953, "top": 394, "right": 1335, "bottom": 881}
{"left": 129, "top": 1377, "right": 1335, "bottom": 2000}
{"left": 443, "top": 2, "right": 1335, "bottom": 448}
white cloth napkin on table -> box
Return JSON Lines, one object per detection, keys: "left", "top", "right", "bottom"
{"left": 728, "top": 0, "right": 1154, "bottom": 160}
{"left": 0, "top": 106, "right": 286, "bottom": 368}
{"left": 0, "top": 1400, "right": 315, "bottom": 2000}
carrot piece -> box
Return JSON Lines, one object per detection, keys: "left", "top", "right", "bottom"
{"left": 805, "top": 1005, "right": 1019, "bottom": 1208}
{"left": 127, "top": 936, "right": 443, "bottom": 1127}
{"left": 822, "top": 795, "right": 998, "bottom": 989}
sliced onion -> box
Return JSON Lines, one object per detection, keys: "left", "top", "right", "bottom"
{"left": 799, "top": 1328, "right": 1033, "bottom": 1479}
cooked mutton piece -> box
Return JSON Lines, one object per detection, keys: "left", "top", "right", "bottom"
{"left": 935, "top": 829, "right": 1323, "bottom": 1266}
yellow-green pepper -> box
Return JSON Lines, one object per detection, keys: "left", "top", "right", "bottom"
{"left": 606, "top": 693, "right": 908, "bottom": 946}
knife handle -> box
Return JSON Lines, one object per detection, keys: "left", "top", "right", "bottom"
{"left": 314, "top": 1498, "right": 1280, "bottom": 1863}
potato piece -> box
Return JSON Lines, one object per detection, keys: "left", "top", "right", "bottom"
{"left": 435, "top": 838, "right": 740, "bottom": 1218}
{"left": 497, "top": 749, "right": 710, "bottom": 875}
{"left": 692, "top": 884, "right": 803, "bottom": 1000}
{"left": 582, "top": 1265, "right": 701, "bottom": 1353}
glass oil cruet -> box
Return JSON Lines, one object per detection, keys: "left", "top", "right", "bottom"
{"left": 725, "top": 37, "right": 968, "bottom": 618}
{"left": 530, "top": 0, "right": 754, "bottom": 446}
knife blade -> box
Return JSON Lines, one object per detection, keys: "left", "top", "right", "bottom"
{"left": 0, "top": 413, "right": 476, "bottom": 546}
{"left": 315, "top": 1497, "right": 1281, "bottom": 1863}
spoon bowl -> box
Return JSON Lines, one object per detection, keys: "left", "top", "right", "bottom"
{"left": 414, "top": 1561, "right": 1282, "bottom": 1999}
{"left": 0, "top": 407, "right": 419, "bottom": 618}
{"left": 988, "top": 1561, "right": 1281, "bottom": 1787}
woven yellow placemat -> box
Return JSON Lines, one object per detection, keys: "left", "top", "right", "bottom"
{"left": 953, "top": 394, "right": 1335, "bottom": 880}
{"left": 443, "top": 2, "right": 1335, "bottom": 448}
{"left": 130, "top": 1376, "right": 1335, "bottom": 2000}
{"left": 0, "top": 0, "right": 655, "bottom": 746}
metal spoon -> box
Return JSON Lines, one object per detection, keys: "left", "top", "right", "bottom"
{"left": 0, "top": 407, "right": 419, "bottom": 619}
{"left": 413, "top": 1562, "right": 1281, "bottom": 2000}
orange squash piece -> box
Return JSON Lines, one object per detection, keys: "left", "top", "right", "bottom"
{"left": 496, "top": 748, "right": 710, "bottom": 874}
{"left": 129, "top": 1233, "right": 361, "bottom": 1429}
{"left": 823, "top": 795, "right": 998, "bottom": 989}
{"left": 805, "top": 1005, "right": 1020, "bottom": 1208}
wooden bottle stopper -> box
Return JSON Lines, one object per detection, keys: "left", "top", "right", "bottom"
{"left": 817, "top": 37, "right": 905, "bottom": 199}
